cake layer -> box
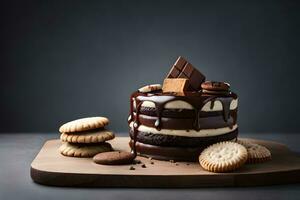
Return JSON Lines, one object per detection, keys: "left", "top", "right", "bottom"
{"left": 132, "top": 112, "right": 236, "bottom": 130}
{"left": 129, "top": 92, "right": 238, "bottom": 131}
{"left": 133, "top": 98, "right": 238, "bottom": 111}
{"left": 134, "top": 107, "right": 237, "bottom": 119}
{"left": 129, "top": 137, "right": 237, "bottom": 161}
{"left": 129, "top": 128, "right": 238, "bottom": 147}
{"left": 129, "top": 122, "right": 238, "bottom": 137}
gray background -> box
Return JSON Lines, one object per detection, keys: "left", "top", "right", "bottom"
{"left": 1, "top": 0, "right": 299, "bottom": 133}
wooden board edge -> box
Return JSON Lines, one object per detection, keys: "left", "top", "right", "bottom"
{"left": 30, "top": 166, "right": 232, "bottom": 188}
{"left": 30, "top": 165, "right": 300, "bottom": 188}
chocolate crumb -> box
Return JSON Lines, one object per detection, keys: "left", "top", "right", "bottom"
{"left": 186, "top": 163, "right": 190, "bottom": 166}
{"left": 150, "top": 161, "right": 154, "bottom": 165}
{"left": 141, "top": 164, "right": 146, "bottom": 168}
{"left": 175, "top": 163, "right": 179, "bottom": 166}
{"left": 129, "top": 166, "right": 135, "bottom": 170}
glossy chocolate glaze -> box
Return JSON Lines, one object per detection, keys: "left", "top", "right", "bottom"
{"left": 128, "top": 90, "right": 238, "bottom": 157}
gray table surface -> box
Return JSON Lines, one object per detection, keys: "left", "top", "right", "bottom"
{"left": 0, "top": 132, "right": 300, "bottom": 200}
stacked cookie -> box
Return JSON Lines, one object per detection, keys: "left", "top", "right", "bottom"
{"left": 59, "top": 117, "right": 115, "bottom": 157}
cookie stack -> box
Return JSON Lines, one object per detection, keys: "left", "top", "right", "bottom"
{"left": 58, "top": 117, "right": 115, "bottom": 157}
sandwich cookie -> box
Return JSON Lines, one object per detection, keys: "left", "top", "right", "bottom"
{"left": 201, "top": 81, "right": 230, "bottom": 95}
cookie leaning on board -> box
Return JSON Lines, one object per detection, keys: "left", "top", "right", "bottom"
{"left": 199, "top": 139, "right": 272, "bottom": 172}
{"left": 236, "top": 139, "right": 272, "bottom": 163}
{"left": 58, "top": 117, "right": 115, "bottom": 157}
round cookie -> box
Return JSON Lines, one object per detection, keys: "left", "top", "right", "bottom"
{"left": 237, "top": 139, "right": 271, "bottom": 163}
{"left": 59, "top": 117, "right": 109, "bottom": 133}
{"left": 59, "top": 142, "right": 112, "bottom": 157}
{"left": 93, "top": 151, "right": 135, "bottom": 165}
{"left": 199, "top": 141, "right": 248, "bottom": 172}
{"left": 201, "top": 81, "right": 230, "bottom": 91}
{"left": 60, "top": 129, "right": 115, "bottom": 143}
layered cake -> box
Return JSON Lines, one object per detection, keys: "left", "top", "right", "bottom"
{"left": 128, "top": 57, "right": 238, "bottom": 161}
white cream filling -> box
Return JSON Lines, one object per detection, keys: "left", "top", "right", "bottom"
{"left": 129, "top": 122, "right": 238, "bottom": 137}
{"left": 202, "top": 99, "right": 238, "bottom": 111}
{"left": 133, "top": 99, "right": 238, "bottom": 112}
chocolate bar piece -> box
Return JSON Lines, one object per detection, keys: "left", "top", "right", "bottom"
{"left": 166, "top": 56, "right": 205, "bottom": 91}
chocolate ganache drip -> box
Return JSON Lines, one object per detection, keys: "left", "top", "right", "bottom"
{"left": 128, "top": 91, "right": 238, "bottom": 156}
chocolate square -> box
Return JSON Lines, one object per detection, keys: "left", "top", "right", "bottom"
{"left": 166, "top": 56, "right": 205, "bottom": 91}
{"left": 169, "top": 67, "right": 181, "bottom": 77}
{"left": 174, "top": 56, "right": 186, "bottom": 70}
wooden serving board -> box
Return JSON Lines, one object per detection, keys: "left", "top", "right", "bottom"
{"left": 31, "top": 137, "right": 300, "bottom": 187}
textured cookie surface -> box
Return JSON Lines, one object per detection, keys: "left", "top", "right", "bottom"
{"left": 93, "top": 151, "right": 135, "bottom": 165}
{"left": 59, "top": 142, "right": 112, "bottom": 157}
{"left": 60, "top": 129, "right": 115, "bottom": 143}
{"left": 237, "top": 139, "right": 271, "bottom": 163}
{"left": 59, "top": 117, "right": 109, "bottom": 133}
{"left": 199, "top": 141, "right": 248, "bottom": 172}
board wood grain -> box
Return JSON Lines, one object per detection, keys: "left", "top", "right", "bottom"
{"left": 31, "top": 137, "right": 300, "bottom": 187}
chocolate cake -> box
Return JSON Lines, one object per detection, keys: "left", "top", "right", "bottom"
{"left": 128, "top": 57, "right": 238, "bottom": 161}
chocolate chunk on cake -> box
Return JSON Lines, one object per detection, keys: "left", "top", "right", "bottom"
{"left": 128, "top": 57, "right": 238, "bottom": 161}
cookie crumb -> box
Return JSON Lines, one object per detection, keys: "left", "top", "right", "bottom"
{"left": 186, "top": 163, "right": 190, "bottom": 166}
{"left": 129, "top": 166, "right": 135, "bottom": 170}
{"left": 150, "top": 161, "right": 154, "bottom": 165}
{"left": 134, "top": 159, "right": 141, "bottom": 164}
{"left": 175, "top": 163, "right": 179, "bottom": 166}
{"left": 170, "top": 160, "right": 175, "bottom": 163}
{"left": 141, "top": 164, "right": 146, "bottom": 168}
{"left": 148, "top": 157, "right": 152, "bottom": 160}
